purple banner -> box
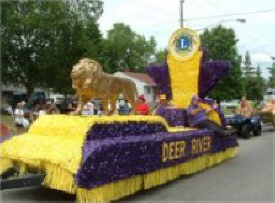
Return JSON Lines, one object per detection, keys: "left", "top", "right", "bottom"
{"left": 77, "top": 129, "right": 237, "bottom": 189}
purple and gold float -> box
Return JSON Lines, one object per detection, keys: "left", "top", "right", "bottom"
{"left": 0, "top": 28, "right": 237, "bottom": 202}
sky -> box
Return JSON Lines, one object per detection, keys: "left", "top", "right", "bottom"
{"left": 98, "top": 0, "right": 275, "bottom": 78}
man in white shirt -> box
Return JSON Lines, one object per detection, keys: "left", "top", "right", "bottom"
{"left": 82, "top": 102, "right": 94, "bottom": 116}
{"left": 14, "top": 101, "right": 29, "bottom": 128}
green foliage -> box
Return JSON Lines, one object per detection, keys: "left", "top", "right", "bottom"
{"left": 244, "top": 51, "right": 252, "bottom": 67}
{"left": 200, "top": 25, "right": 243, "bottom": 100}
{"left": 250, "top": 65, "right": 265, "bottom": 100}
{"left": 155, "top": 49, "right": 167, "bottom": 63}
{"left": 243, "top": 51, "right": 255, "bottom": 77}
{"left": 242, "top": 50, "right": 260, "bottom": 97}
{"left": 267, "top": 62, "right": 275, "bottom": 88}
{"left": 246, "top": 77, "right": 263, "bottom": 101}
{"left": 70, "top": 0, "right": 103, "bottom": 22}
{"left": 243, "top": 60, "right": 266, "bottom": 101}
{"left": 1, "top": 0, "right": 103, "bottom": 97}
{"left": 100, "top": 23, "right": 157, "bottom": 73}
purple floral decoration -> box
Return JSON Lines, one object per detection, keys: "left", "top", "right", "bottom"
{"left": 77, "top": 129, "right": 237, "bottom": 189}
{"left": 198, "top": 61, "right": 231, "bottom": 98}
{"left": 146, "top": 51, "right": 230, "bottom": 128}
{"left": 146, "top": 52, "right": 231, "bottom": 102}
{"left": 87, "top": 122, "right": 167, "bottom": 141}
{"left": 155, "top": 107, "right": 188, "bottom": 127}
{"left": 146, "top": 63, "right": 172, "bottom": 100}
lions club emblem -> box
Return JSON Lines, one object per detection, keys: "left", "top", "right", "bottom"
{"left": 168, "top": 28, "right": 200, "bottom": 61}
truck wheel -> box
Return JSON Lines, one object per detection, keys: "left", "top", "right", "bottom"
{"left": 241, "top": 125, "right": 252, "bottom": 139}
{"left": 254, "top": 124, "right": 262, "bottom": 136}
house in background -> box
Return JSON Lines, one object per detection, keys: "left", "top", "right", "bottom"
{"left": 114, "top": 69, "right": 157, "bottom": 108}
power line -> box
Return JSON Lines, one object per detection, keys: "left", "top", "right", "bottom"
{"left": 186, "top": 9, "right": 275, "bottom": 21}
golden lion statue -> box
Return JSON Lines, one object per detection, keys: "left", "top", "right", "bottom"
{"left": 71, "top": 58, "right": 138, "bottom": 114}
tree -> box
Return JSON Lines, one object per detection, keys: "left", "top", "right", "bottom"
{"left": 200, "top": 25, "right": 243, "bottom": 100}
{"left": 70, "top": 0, "right": 103, "bottom": 23}
{"left": 242, "top": 51, "right": 256, "bottom": 95}
{"left": 1, "top": 0, "right": 103, "bottom": 97}
{"left": 267, "top": 61, "right": 275, "bottom": 88}
{"left": 246, "top": 65, "right": 264, "bottom": 101}
{"left": 243, "top": 51, "right": 255, "bottom": 78}
{"left": 101, "top": 23, "right": 157, "bottom": 73}
{"left": 155, "top": 49, "right": 167, "bottom": 63}
{"left": 256, "top": 65, "right": 266, "bottom": 99}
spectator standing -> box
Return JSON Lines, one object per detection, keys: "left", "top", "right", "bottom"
{"left": 151, "top": 96, "right": 160, "bottom": 115}
{"left": 82, "top": 102, "right": 94, "bottom": 116}
{"left": 115, "top": 94, "right": 132, "bottom": 115}
{"left": 48, "top": 104, "right": 60, "bottom": 115}
{"left": 98, "top": 103, "right": 104, "bottom": 116}
{"left": 124, "top": 99, "right": 132, "bottom": 115}
{"left": 135, "top": 95, "right": 149, "bottom": 115}
{"left": 32, "top": 103, "right": 41, "bottom": 120}
{"left": 92, "top": 99, "right": 99, "bottom": 115}
{"left": 14, "top": 101, "right": 29, "bottom": 128}
{"left": 212, "top": 98, "right": 224, "bottom": 112}
{"left": 153, "top": 94, "right": 176, "bottom": 115}
{"left": 39, "top": 104, "right": 47, "bottom": 117}
{"left": 45, "top": 101, "right": 52, "bottom": 114}
{"left": 6, "top": 105, "right": 13, "bottom": 116}
{"left": 107, "top": 99, "right": 112, "bottom": 115}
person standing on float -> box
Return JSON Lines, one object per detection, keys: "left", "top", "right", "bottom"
{"left": 135, "top": 95, "right": 150, "bottom": 115}
{"left": 115, "top": 94, "right": 132, "bottom": 115}
{"left": 153, "top": 94, "right": 175, "bottom": 115}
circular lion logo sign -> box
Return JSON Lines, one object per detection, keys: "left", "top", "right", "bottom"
{"left": 168, "top": 28, "right": 201, "bottom": 61}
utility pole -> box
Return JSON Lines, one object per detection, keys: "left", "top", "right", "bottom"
{"left": 180, "top": 0, "right": 184, "bottom": 28}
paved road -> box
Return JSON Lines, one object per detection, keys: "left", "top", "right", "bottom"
{"left": 1, "top": 127, "right": 274, "bottom": 202}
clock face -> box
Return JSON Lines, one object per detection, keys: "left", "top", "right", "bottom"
{"left": 168, "top": 28, "right": 200, "bottom": 61}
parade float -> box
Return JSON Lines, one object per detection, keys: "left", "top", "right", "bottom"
{"left": 0, "top": 28, "right": 238, "bottom": 202}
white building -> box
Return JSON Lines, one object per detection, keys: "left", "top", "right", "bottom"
{"left": 113, "top": 71, "right": 157, "bottom": 107}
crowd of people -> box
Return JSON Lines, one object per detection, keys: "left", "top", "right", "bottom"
{"left": 14, "top": 99, "right": 60, "bottom": 128}
{"left": 11, "top": 93, "right": 275, "bottom": 132}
